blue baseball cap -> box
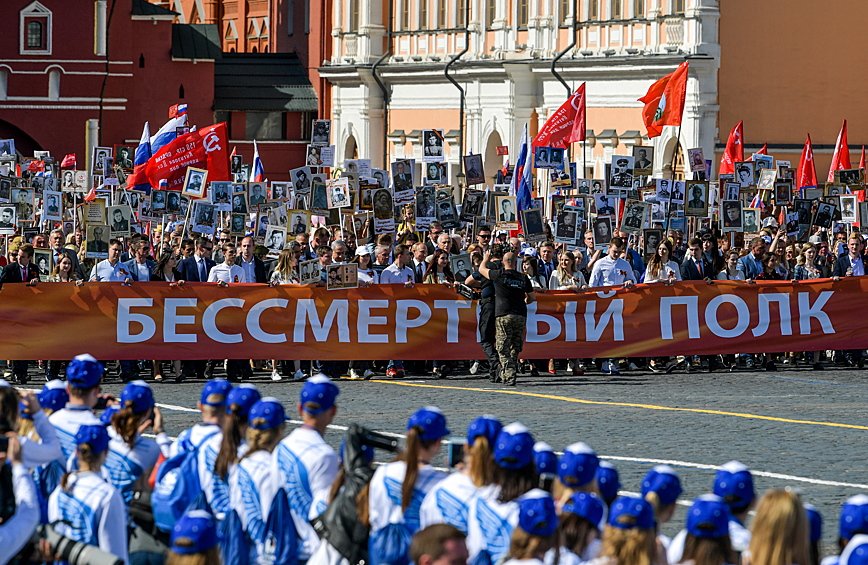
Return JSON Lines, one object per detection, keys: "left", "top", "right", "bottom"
{"left": 226, "top": 384, "right": 261, "bottom": 418}
{"left": 467, "top": 415, "right": 502, "bottom": 447}
{"left": 562, "top": 492, "right": 606, "bottom": 530}
{"left": 686, "top": 495, "right": 730, "bottom": 538}
{"left": 19, "top": 401, "right": 32, "bottom": 421}
{"left": 596, "top": 461, "right": 621, "bottom": 504}
{"left": 340, "top": 437, "right": 375, "bottom": 464}
{"left": 121, "top": 380, "right": 155, "bottom": 413}
{"left": 533, "top": 441, "right": 558, "bottom": 475}
{"left": 841, "top": 495, "right": 868, "bottom": 540}
{"left": 494, "top": 422, "right": 535, "bottom": 469}
{"left": 713, "top": 461, "right": 755, "bottom": 509}
{"left": 842, "top": 535, "right": 868, "bottom": 565}
{"left": 641, "top": 465, "right": 683, "bottom": 507}
{"left": 200, "top": 379, "right": 232, "bottom": 407}
{"left": 66, "top": 354, "right": 104, "bottom": 388}
{"left": 518, "top": 489, "right": 558, "bottom": 537}
{"left": 38, "top": 379, "right": 70, "bottom": 412}
{"left": 558, "top": 442, "right": 599, "bottom": 488}
{"left": 171, "top": 510, "right": 220, "bottom": 555}
{"left": 609, "top": 495, "right": 655, "bottom": 530}
{"left": 407, "top": 406, "right": 450, "bottom": 441}
{"left": 301, "top": 374, "right": 340, "bottom": 414}
{"left": 100, "top": 404, "right": 119, "bottom": 425}
{"left": 248, "top": 397, "right": 286, "bottom": 430}
{"left": 805, "top": 503, "right": 822, "bottom": 544}
{"left": 75, "top": 424, "right": 110, "bottom": 454}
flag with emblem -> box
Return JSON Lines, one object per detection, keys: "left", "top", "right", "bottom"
{"left": 638, "top": 62, "right": 689, "bottom": 138}
{"left": 719, "top": 121, "right": 744, "bottom": 175}
{"left": 533, "top": 83, "right": 586, "bottom": 148}
{"left": 828, "top": 119, "right": 851, "bottom": 182}
{"left": 796, "top": 134, "right": 817, "bottom": 189}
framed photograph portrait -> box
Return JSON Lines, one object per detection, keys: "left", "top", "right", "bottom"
{"left": 463, "top": 154, "right": 485, "bottom": 186}
{"left": 165, "top": 191, "right": 182, "bottom": 214}
{"left": 12, "top": 188, "right": 34, "bottom": 221}
{"left": 836, "top": 168, "right": 864, "bottom": 186}
{"left": 248, "top": 182, "right": 267, "bottom": 208}
{"left": 735, "top": 161, "right": 755, "bottom": 188}
{"left": 107, "top": 205, "right": 132, "bottom": 238}
{"left": 0, "top": 139, "right": 16, "bottom": 156}
{"left": 633, "top": 146, "right": 654, "bottom": 176}
{"left": 688, "top": 148, "right": 705, "bottom": 172}
{"left": 91, "top": 146, "right": 112, "bottom": 175}
{"left": 422, "top": 129, "right": 445, "bottom": 162}
{"left": 0, "top": 205, "right": 16, "bottom": 234}
{"left": 555, "top": 209, "right": 579, "bottom": 244}
{"left": 723, "top": 182, "right": 741, "bottom": 202}
{"left": 311, "top": 119, "right": 331, "bottom": 146}
{"left": 436, "top": 198, "right": 459, "bottom": 228}
{"left": 264, "top": 226, "right": 287, "bottom": 259}
{"left": 230, "top": 212, "right": 248, "bottom": 236}
{"left": 372, "top": 188, "right": 394, "bottom": 220}
{"left": 753, "top": 155, "right": 773, "bottom": 174}
{"left": 594, "top": 194, "right": 616, "bottom": 216}
{"left": 609, "top": 155, "right": 635, "bottom": 189}
{"left": 756, "top": 169, "right": 777, "bottom": 190}
{"left": 290, "top": 166, "right": 312, "bottom": 196}
{"left": 742, "top": 208, "right": 761, "bottom": 233}
{"left": 814, "top": 201, "right": 836, "bottom": 228}
{"left": 495, "top": 195, "right": 518, "bottom": 228}
{"left": 656, "top": 178, "right": 673, "bottom": 203}
{"left": 182, "top": 167, "right": 207, "bottom": 198}
{"left": 592, "top": 216, "right": 614, "bottom": 250}
{"left": 269, "top": 182, "right": 290, "bottom": 202}
{"left": 193, "top": 202, "right": 216, "bottom": 235}
{"left": 416, "top": 186, "right": 436, "bottom": 221}
{"left": 840, "top": 194, "right": 858, "bottom": 223}
{"left": 43, "top": 190, "right": 62, "bottom": 222}
{"left": 151, "top": 190, "right": 166, "bottom": 214}
{"left": 643, "top": 229, "right": 663, "bottom": 256}
{"left": 210, "top": 181, "right": 232, "bottom": 211}
{"left": 231, "top": 154, "right": 243, "bottom": 175}
{"left": 721, "top": 201, "right": 743, "bottom": 232}
{"left": 33, "top": 248, "right": 52, "bottom": 282}
{"left": 85, "top": 224, "right": 110, "bottom": 258}
{"left": 521, "top": 208, "right": 545, "bottom": 241}
{"left": 450, "top": 253, "right": 472, "bottom": 282}
{"left": 113, "top": 145, "right": 134, "bottom": 171}
{"left": 424, "top": 161, "right": 443, "bottom": 185}
{"left": 305, "top": 144, "right": 323, "bottom": 167}
{"left": 391, "top": 160, "right": 413, "bottom": 192}
{"left": 327, "top": 178, "right": 350, "bottom": 209}
{"left": 685, "top": 181, "right": 709, "bottom": 217}
{"left": 288, "top": 209, "right": 310, "bottom": 236}
{"left": 620, "top": 200, "right": 649, "bottom": 234}
{"left": 826, "top": 183, "right": 845, "bottom": 197}
{"left": 460, "top": 190, "right": 486, "bottom": 222}
{"left": 325, "top": 263, "right": 358, "bottom": 290}
{"left": 785, "top": 212, "right": 800, "bottom": 236}
{"left": 773, "top": 181, "right": 792, "bottom": 206}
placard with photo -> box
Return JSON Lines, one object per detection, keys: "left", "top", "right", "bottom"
{"left": 826, "top": 183, "right": 845, "bottom": 197}
{"left": 193, "top": 201, "right": 217, "bottom": 235}
{"left": 151, "top": 190, "right": 167, "bottom": 215}
{"left": 735, "top": 161, "right": 755, "bottom": 188}
{"left": 643, "top": 229, "right": 663, "bottom": 256}
{"left": 311, "top": 119, "right": 331, "bottom": 146}
{"left": 91, "top": 147, "right": 112, "bottom": 175}
{"left": 164, "top": 191, "right": 181, "bottom": 214}
{"left": 182, "top": 167, "right": 208, "bottom": 198}
{"left": 685, "top": 181, "right": 709, "bottom": 217}
{"left": 813, "top": 201, "right": 835, "bottom": 228}
{"left": 495, "top": 196, "right": 518, "bottom": 229}
{"left": 633, "top": 146, "right": 654, "bottom": 175}
{"left": 840, "top": 194, "right": 858, "bottom": 224}
{"left": 836, "top": 168, "right": 864, "bottom": 186}
{"left": 752, "top": 155, "right": 773, "bottom": 174}
{"left": 326, "top": 263, "right": 358, "bottom": 290}
{"left": 594, "top": 194, "right": 617, "bottom": 216}
{"left": 688, "top": 148, "right": 705, "bottom": 172}
{"left": 114, "top": 145, "right": 134, "bottom": 171}
{"left": 463, "top": 154, "right": 485, "bottom": 186}
{"left": 533, "top": 147, "right": 564, "bottom": 170}
{"left": 554, "top": 209, "right": 579, "bottom": 245}
{"left": 669, "top": 181, "right": 686, "bottom": 205}
{"left": 416, "top": 186, "right": 436, "bottom": 224}
{"left": 370, "top": 187, "right": 393, "bottom": 221}
{"left": 721, "top": 201, "right": 743, "bottom": 232}
{"left": 620, "top": 200, "right": 649, "bottom": 234}
{"left": 436, "top": 198, "right": 460, "bottom": 229}
{"left": 12, "top": 188, "right": 34, "bottom": 221}
{"left": 521, "top": 208, "right": 546, "bottom": 242}
{"left": 422, "top": 129, "right": 445, "bottom": 163}
{"left": 460, "top": 190, "right": 486, "bottom": 222}
{"left": 344, "top": 158, "right": 372, "bottom": 178}
{"left": 742, "top": 208, "right": 761, "bottom": 233}
{"left": 773, "top": 181, "right": 792, "bottom": 206}
{"left": 268, "top": 204, "right": 288, "bottom": 229}
{"left": 43, "top": 190, "right": 63, "bottom": 222}
{"left": 265, "top": 226, "right": 287, "bottom": 259}
{"left": 449, "top": 253, "right": 472, "bottom": 281}
{"left": 268, "top": 181, "right": 290, "bottom": 202}
{"left": 230, "top": 212, "right": 248, "bottom": 236}
{"left": 33, "top": 248, "right": 51, "bottom": 282}
{"left": 723, "top": 182, "right": 741, "bottom": 202}
{"left": 248, "top": 182, "right": 267, "bottom": 208}
{"left": 756, "top": 168, "right": 776, "bottom": 190}
{"left": 210, "top": 181, "right": 232, "bottom": 211}
{"left": 73, "top": 171, "right": 89, "bottom": 193}
{"left": 327, "top": 178, "right": 350, "bottom": 209}
{"left": 424, "top": 161, "right": 443, "bottom": 185}
{"left": 294, "top": 258, "right": 318, "bottom": 285}
{"left": 0, "top": 139, "right": 16, "bottom": 157}
{"left": 0, "top": 205, "right": 16, "bottom": 234}
{"left": 288, "top": 209, "right": 310, "bottom": 236}
{"left": 785, "top": 212, "right": 800, "bottom": 236}
{"left": 85, "top": 224, "right": 110, "bottom": 258}
{"left": 107, "top": 205, "right": 132, "bottom": 238}
{"left": 609, "top": 155, "right": 634, "bottom": 189}
{"left": 592, "top": 216, "right": 614, "bottom": 250}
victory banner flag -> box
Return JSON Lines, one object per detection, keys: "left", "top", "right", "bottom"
{"left": 145, "top": 123, "right": 230, "bottom": 192}
{"left": 639, "top": 62, "right": 689, "bottom": 138}
{"left": 533, "top": 83, "right": 586, "bottom": 148}
{"left": 797, "top": 134, "right": 818, "bottom": 189}
{"left": 719, "top": 121, "right": 744, "bottom": 175}
{"left": 828, "top": 119, "right": 851, "bottom": 182}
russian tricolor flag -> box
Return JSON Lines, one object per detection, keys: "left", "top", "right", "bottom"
{"left": 252, "top": 140, "right": 265, "bottom": 182}
{"left": 125, "top": 122, "right": 153, "bottom": 193}
{"left": 510, "top": 123, "right": 533, "bottom": 224}
{"left": 150, "top": 114, "right": 188, "bottom": 155}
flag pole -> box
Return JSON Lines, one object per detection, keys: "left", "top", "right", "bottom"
{"left": 663, "top": 122, "right": 684, "bottom": 235}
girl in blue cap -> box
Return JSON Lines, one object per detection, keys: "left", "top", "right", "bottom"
{"left": 229, "top": 397, "right": 285, "bottom": 563}
{"left": 466, "top": 422, "right": 538, "bottom": 564}
{"left": 167, "top": 510, "right": 222, "bottom": 565}
{"left": 589, "top": 495, "right": 657, "bottom": 565}
{"left": 675, "top": 495, "right": 736, "bottom": 565}
{"left": 503, "top": 490, "right": 560, "bottom": 565}
{"left": 364, "top": 406, "right": 450, "bottom": 565}
{"left": 744, "top": 489, "right": 809, "bottom": 565}
{"left": 554, "top": 442, "right": 600, "bottom": 509}
{"left": 420, "top": 415, "right": 503, "bottom": 533}
{"left": 47, "top": 424, "right": 128, "bottom": 563}
{"left": 201, "top": 383, "right": 261, "bottom": 518}
{"left": 548, "top": 491, "right": 606, "bottom": 565}
{"left": 641, "top": 465, "right": 683, "bottom": 552}
{"left": 104, "top": 380, "right": 163, "bottom": 505}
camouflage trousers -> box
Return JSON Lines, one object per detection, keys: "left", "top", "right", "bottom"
{"left": 495, "top": 314, "right": 527, "bottom": 384}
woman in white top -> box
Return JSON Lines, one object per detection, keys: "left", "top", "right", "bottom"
{"left": 546, "top": 492, "right": 606, "bottom": 565}
{"left": 521, "top": 255, "right": 547, "bottom": 290}
{"left": 548, "top": 251, "right": 588, "bottom": 291}
{"left": 420, "top": 415, "right": 502, "bottom": 533}
{"left": 268, "top": 250, "right": 304, "bottom": 380}
{"left": 424, "top": 249, "right": 455, "bottom": 286}
{"left": 48, "top": 425, "right": 128, "bottom": 563}
{"left": 643, "top": 240, "right": 682, "bottom": 283}
{"left": 353, "top": 247, "right": 380, "bottom": 285}
{"left": 502, "top": 490, "right": 560, "bottom": 565}
{"left": 229, "top": 397, "right": 285, "bottom": 563}
{"left": 364, "top": 406, "right": 450, "bottom": 565}
{"left": 716, "top": 250, "right": 745, "bottom": 281}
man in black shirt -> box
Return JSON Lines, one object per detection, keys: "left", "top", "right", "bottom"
{"left": 478, "top": 249, "right": 536, "bottom": 386}
{"left": 466, "top": 244, "right": 504, "bottom": 382}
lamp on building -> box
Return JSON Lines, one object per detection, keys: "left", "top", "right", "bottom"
{"left": 602, "top": 49, "right": 616, "bottom": 56}
{"left": 456, "top": 173, "right": 466, "bottom": 192}
{"left": 430, "top": 56, "right": 441, "bottom": 61}
{"left": 411, "top": 55, "right": 423, "bottom": 61}
{"left": 626, "top": 48, "right": 639, "bottom": 54}
{"left": 580, "top": 50, "right": 593, "bottom": 56}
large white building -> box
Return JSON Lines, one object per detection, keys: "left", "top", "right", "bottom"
{"left": 319, "top": 0, "right": 721, "bottom": 192}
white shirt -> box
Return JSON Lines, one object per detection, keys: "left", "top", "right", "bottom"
{"left": 589, "top": 255, "right": 636, "bottom": 287}
{"left": 420, "top": 471, "right": 479, "bottom": 534}
{"left": 465, "top": 485, "right": 519, "bottom": 564}
{"left": 0, "top": 464, "right": 40, "bottom": 564}
{"left": 103, "top": 427, "right": 161, "bottom": 505}
{"left": 200, "top": 433, "right": 248, "bottom": 518}
{"left": 230, "top": 450, "right": 279, "bottom": 564}
{"left": 368, "top": 461, "right": 447, "bottom": 538}
{"left": 849, "top": 255, "right": 865, "bottom": 276}
{"left": 272, "top": 427, "right": 339, "bottom": 559}
{"left": 47, "top": 470, "right": 129, "bottom": 564}
{"left": 239, "top": 255, "right": 257, "bottom": 282}
{"left": 667, "top": 518, "right": 751, "bottom": 564}
{"left": 49, "top": 405, "right": 102, "bottom": 464}
{"left": 358, "top": 268, "right": 380, "bottom": 284}
{"left": 549, "top": 270, "right": 587, "bottom": 290}
{"left": 20, "top": 410, "right": 62, "bottom": 469}
{"left": 208, "top": 263, "right": 246, "bottom": 283}
{"left": 135, "top": 261, "right": 150, "bottom": 282}
{"left": 89, "top": 259, "right": 128, "bottom": 282}
{"left": 380, "top": 263, "right": 415, "bottom": 284}
{"left": 644, "top": 260, "right": 683, "bottom": 283}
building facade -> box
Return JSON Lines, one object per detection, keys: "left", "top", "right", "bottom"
{"left": 321, "top": 0, "right": 865, "bottom": 194}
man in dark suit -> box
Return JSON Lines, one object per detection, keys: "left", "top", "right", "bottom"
{"left": 680, "top": 237, "right": 712, "bottom": 281}
{"left": 177, "top": 236, "right": 216, "bottom": 282}
{"left": 123, "top": 240, "right": 157, "bottom": 281}
{"left": 236, "top": 236, "right": 267, "bottom": 283}
{"left": 832, "top": 234, "right": 868, "bottom": 367}
{"left": 1, "top": 243, "right": 39, "bottom": 383}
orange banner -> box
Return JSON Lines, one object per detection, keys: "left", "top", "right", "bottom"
{"left": 0, "top": 278, "right": 863, "bottom": 360}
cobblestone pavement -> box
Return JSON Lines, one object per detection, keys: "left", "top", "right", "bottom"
{"left": 28, "top": 359, "right": 868, "bottom": 550}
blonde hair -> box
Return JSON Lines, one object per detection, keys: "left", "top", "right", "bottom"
{"left": 599, "top": 524, "right": 656, "bottom": 565}
{"left": 241, "top": 424, "right": 284, "bottom": 458}
{"left": 166, "top": 546, "right": 222, "bottom": 565}
{"left": 508, "top": 527, "right": 558, "bottom": 561}
{"left": 748, "top": 489, "right": 809, "bottom": 565}
{"left": 554, "top": 477, "right": 599, "bottom": 508}
{"left": 468, "top": 436, "right": 495, "bottom": 488}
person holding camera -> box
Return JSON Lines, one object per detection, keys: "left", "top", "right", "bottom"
{"left": 47, "top": 424, "right": 128, "bottom": 563}
{"left": 0, "top": 383, "right": 62, "bottom": 472}
{"left": 477, "top": 249, "right": 536, "bottom": 387}
{"left": 0, "top": 434, "right": 40, "bottom": 564}
{"left": 465, "top": 241, "right": 504, "bottom": 383}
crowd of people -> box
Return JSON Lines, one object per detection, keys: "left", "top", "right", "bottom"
{"left": 1, "top": 359, "right": 867, "bottom": 565}
{"left": 1, "top": 208, "right": 864, "bottom": 385}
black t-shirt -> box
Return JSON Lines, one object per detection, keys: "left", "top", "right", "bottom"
{"left": 489, "top": 268, "right": 533, "bottom": 317}
{"left": 472, "top": 259, "right": 502, "bottom": 300}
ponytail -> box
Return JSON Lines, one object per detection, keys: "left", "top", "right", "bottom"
{"left": 328, "top": 469, "right": 347, "bottom": 504}
{"left": 111, "top": 401, "right": 142, "bottom": 449}
{"left": 402, "top": 427, "right": 422, "bottom": 511}
{"left": 469, "top": 436, "right": 495, "bottom": 488}
{"left": 357, "top": 483, "right": 371, "bottom": 527}
{"left": 215, "top": 405, "right": 245, "bottom": 480}
{"left": 240, "top": 423, "right": 283, "bottom": 460}
{"left": 62, "top": 443, "right": 101, "bottom": 491}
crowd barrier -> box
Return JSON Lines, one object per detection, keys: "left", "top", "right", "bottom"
{"left": 0, "top": 278, "right": 861, "bottom": 360}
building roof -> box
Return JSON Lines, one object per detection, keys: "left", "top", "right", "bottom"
{"left": 172, "top": 24, "right": 221, "bottom": 61}
{"left": 214, "top": 53, "right": 318, "bottom": 112}
{"left": 131, "top": 0, "right": 178, "bottom": 17}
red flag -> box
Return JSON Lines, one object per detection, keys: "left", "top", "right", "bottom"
{"left": 144, "top": 122, "right": 230, "bottom": 191}
{"left": 756, "top": 144, "right": 768, "bottom": 155}
{"left": 169, "top": 104, "right": 179, "bottom": 119}
{"left": 638, "top": 62, "right": 689, "bottom": 138}
{"left": 60, "top": 154, "right": 76, "bottom": 168}
{"left": 796, "top": 134, "right": 818, "bottom": 189}
{"left": 719, "top": 121, "right": 743, "bottom": 175}
{"left": 861, "top": 145, "right": 866, "bottom": 171}
{"left": 859, "top": 146, "right": 866, "bottom": 204}
{"left": 533, "top": 83, "right": 586, "bottom": 148}
{"left": 83, "top": 186, "right": 97, "bottom": 202}
{"left": 27, "top": 160, "right": 44, "bottom": 172}
{"left": 828, "top": 119, "right": 851, "bottom": 182}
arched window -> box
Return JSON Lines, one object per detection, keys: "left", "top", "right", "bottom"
{"left": 48, "top": 69, "right": 60, "bottom": 100}
{"left": 0, "top": 70, "right": 7, "bottom": 101}
{"left": 27, "top": 21, "right": 43, "bottom": 48}
{"left": 20, "top": 1, "right": 52, "bottom": 54}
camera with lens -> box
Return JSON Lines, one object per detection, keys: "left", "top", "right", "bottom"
{"left": 361, "top": 429, "right": 399, "bottom": 452}
{"left": 455, "top": 283, "right": 482, "bottom": 301}
{"left": 20, "top": 525, "right": 125, "bottom": 565}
